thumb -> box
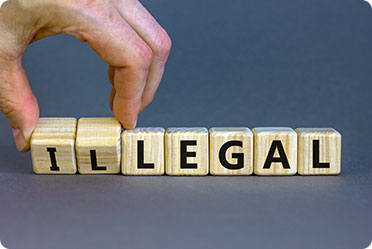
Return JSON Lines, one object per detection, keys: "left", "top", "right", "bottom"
{"left": 0, "top": 55, "right": 39, "bottom": 152}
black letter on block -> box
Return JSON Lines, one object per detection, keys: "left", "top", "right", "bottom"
{"left": 312, "top": 140, "right": 330, "bottom": 168}
{"left": 181, "top": 140, "right": 197, "bottom": 169}
{"left": 47, "top": 147, "right": 60, "bottom": 171}
{"left": 90, "top": 150, "right": 106, "bottom": 170}
{"left": 137, "top": 140, "right": 155, "bottom": 169}
{"left": 219, "top": 140, "right": 244, "bottom": 170}
{"left": 263, "top": 140, "right": 290, "bottom": 169}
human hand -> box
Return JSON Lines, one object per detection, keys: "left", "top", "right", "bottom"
{"left": 0, "top": 0, "right": 171, "bottom": 152}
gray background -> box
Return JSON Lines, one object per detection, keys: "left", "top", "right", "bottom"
{"left": 0, "top": 0, "right": 372, "bottom": 248}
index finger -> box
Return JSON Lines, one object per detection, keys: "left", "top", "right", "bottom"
{"left": 77, "top": 7, "right": 152, "bottom": 128}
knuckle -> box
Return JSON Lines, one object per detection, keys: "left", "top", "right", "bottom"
{"left": 153, "top": 29, "right": 172, "bottom": 59}
{"left": 134, "top": 42, "right": 153, "bottom": 70}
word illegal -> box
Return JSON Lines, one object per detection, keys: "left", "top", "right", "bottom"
{"left": 30, "top": 118, "right": 341, "bottom": 176}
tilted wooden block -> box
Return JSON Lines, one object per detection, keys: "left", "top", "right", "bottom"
{"left": 76, "top": 117, "right": 121, "bottom": 174}
{"left": 122, "top": 127, "right": 165, "bottom": 175}
{"left": 296, "top": 128, "right": 341, "bottom": 175}
{"left": 165, "top": 128, "right": 209, "bottom": 176}
{"left": 209, "top": 127, "right": 253, "bottom": 175}
{"left": 31, "top": 118, "right": 77, "bottom": 174}
{"left": 252, "top": 127, "right": 297, "bottom": 175}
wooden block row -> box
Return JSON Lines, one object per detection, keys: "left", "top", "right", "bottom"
{"left": 30, "top": 117, "right": 341, "bottom": 176}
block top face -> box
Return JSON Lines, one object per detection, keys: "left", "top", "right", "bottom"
{"left": 76, "top": 117, "right": 121, "bottom": 146}
{"left": 252, "top": 127, "right": 295, "bottom": 134}
{"left": 78, "top": 117, "right": 120, "bottom": 126}
{"left": 31, "top": 118, "right": 77, "bottom": 143}
{"left": 166, "top": 127, "right": 208, "bottom": 133}
{"left": 124, "top": 127, "right": 165, "bottom": 134}
{"left": 209, "top": 127, "right": 252, "bottom": 134}
{"left": 295, "top": 128, "right": 341, "bottom": 136}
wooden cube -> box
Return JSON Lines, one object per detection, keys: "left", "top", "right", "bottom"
{"left": 252, "top": 127, "right": 297, "bottom": 175}
{"left": 122, "top": 127, "right": 165, "bottom": 175}
{"left": 31, "top": 118, "right": 77, "bottom": 174}
{"left": 209, "top": 127, "right": 253, "bottom": 175}
{"left": 76, "top": 117, "right": 121, "bottom": 174}
{"left": 165, "top": 128, "right": 209, "bottom": 176}
{"left": 296, "top": 128, "right": 341, "bottom": 175}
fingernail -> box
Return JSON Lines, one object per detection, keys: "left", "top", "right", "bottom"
{"left": 12, "top": 128, "right": 27, "bottom": 152}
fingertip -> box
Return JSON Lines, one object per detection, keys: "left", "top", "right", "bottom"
{"left": 112, "top": 94, "right": 139, "bottom": 130}
{"left": 115, "top": 112, "right": 138, "bottom": 130}
{"left": 117, "top": 115, "right": 138, "bottom": 130}
{"left": 127, "top": 119, "right": 137, "bottom": 130}
{"left": 10, "top": 105, "right": 38, "bottom": 152}
{"left": 12, "top": 128, "right": 29, "bottom": 152}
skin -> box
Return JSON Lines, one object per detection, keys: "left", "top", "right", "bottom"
{"left": 0, "top": 0, "right": 172, "bottom": 152}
